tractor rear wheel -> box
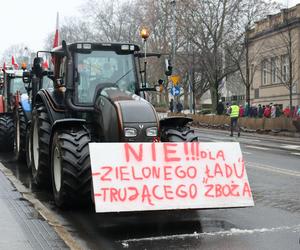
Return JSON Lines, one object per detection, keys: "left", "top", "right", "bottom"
{"left": 14, "top": 107, "right": 27, "bottom": 161}
{"left": 51, "top": 129, "right": 92, "bottom": 208}
{"left": 31, "top": 105, "right": 51, "bottom": 187}
{"left": 0, "top": 115, "right": 14, "bottom": 152}
{"left": 161, "top": 127, "right": 198, "bottom": 142}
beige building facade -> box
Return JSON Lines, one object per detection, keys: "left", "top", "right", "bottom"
{"left": 248, "top": 5, "right": 300, "bottom": 108}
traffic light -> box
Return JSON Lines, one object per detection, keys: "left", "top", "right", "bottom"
{"left": 165, "top": 59, "right": 172, "bottom": 76}
{"left": 158, "top": 79, "right": 164, "bottom": 92}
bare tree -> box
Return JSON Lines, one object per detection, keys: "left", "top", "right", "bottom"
{"left": 1, "top": 44, "right": 32, "bottom": 66}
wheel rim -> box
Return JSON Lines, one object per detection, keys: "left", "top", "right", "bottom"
{"left": 33, "top": 120, "right": 39, "bottom": 170}
{"left": 53, "top": 146, "right": 61, "bottom": 192}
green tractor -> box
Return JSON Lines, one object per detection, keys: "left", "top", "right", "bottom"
{"left": 24, "top": 41, "right": 197, "bottom": 207}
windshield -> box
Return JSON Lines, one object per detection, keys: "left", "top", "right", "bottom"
{"left": 10, "top": 77, "right": 26, "bottom": 94}
{"left": 75, "top": 51, "right": 137, "bottom": 103}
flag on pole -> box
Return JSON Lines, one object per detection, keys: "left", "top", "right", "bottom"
{"left": 53, "top": 12, "right": 59, "bottom": 48}
{"left": 12, "top": 56, "right": 19, "bottom": 69}
{"left": 51, "top": 12, "right": 60, "bottom": 66}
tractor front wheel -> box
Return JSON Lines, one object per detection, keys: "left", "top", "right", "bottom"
{"left": 161, "top": 127, "right": 198, "bottom": 142}
{"left": 51, "top": 129, "right": 92, "bottom": 208}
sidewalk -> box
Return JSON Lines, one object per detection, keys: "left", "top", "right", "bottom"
{"left": 0, "top": 167, "right": 68, "bottom": 250}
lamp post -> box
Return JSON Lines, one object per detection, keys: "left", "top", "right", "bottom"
{"left": 140, "top": 27, "right": 150, "bottom": 89}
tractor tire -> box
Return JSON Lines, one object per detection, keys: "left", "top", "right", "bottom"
{"left": 31, "top": 105, "right": 51, "bottom": 187}
{"left": 161, "top": 127, "right": 198, "bottom": 142}
{"left": 51, "top": 129, "right": 92, "bottom": 208}
{"left": 25, "top": 123, "right": 32, "bottom": 170}
{"left": 0, "top": 115, "right": 14, "bottom": 152}
{"left": 14, "top": 107, "right": 27, "bottom": 161}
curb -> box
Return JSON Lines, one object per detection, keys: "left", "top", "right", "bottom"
{"left": 0, "top": 163, "right": 83, "bottom": 250}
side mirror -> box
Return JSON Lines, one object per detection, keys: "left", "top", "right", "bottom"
{"left": 32, "top": 57, "right": 44, "bottom": 78}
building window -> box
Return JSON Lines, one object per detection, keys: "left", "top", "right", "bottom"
{"left": 271, "top": 57, "right": 277, "bottom": 84}
{"left": 261, "top": 60, "right": 268, "bottom": 85}
{"left": 254, "top": 89, "right": 259, "bottom": 99}
{"left": 281, "top": 54, "right": 289, "bottom": 82}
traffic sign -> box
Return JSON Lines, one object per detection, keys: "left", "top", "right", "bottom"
{"left": 170, "top": 86, "right": 180, "bottom": 96}
{"left": 170, "top": 75, "right": 180, "bottom": 85}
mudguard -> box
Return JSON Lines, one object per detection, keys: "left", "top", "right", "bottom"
{"left": 159, "top": 116, "right": 198, "bottom": 142}
{"left": 159, "top": 116, "right": 193, "bottom": 129}
{"left": 20, "top": 94, "right": 31, "bottom": 112}
{"left": 49, "top": 118, "right": 87, "bottom": 156}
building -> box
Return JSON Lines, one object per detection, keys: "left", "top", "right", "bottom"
{"left": 247, "top": 4, "right": 300, "bottom": 109}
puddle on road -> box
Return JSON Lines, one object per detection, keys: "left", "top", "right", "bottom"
{"left": 0, "top": 152, "right": 53, "bottom": 203}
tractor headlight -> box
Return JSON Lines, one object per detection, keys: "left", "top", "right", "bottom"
{"left": 146, "top": 127, "right": 158, "bottom": 137}
{"left": 124, "top": 127, "right": 137, "bottom": 137}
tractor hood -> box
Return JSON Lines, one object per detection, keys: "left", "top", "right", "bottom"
{"left": 100, "top": 87, "right": 157, "bottom": 123}
{"left": 97, "top": 87, "right": 159, "bottom": 142}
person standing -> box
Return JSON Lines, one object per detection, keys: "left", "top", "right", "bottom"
{"left": 230, "top": 102, "right": 240, "bottom": 137}
{"left": 271, "top": 104, "right": 276, "bottom": 118}
{"left": 169, "top": 99, "right": 174, "bottom": 113}
{"left": 216, "top": 100, "right": 224, "bottom": 115}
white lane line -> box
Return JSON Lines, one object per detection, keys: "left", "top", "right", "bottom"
{"left": 247, "top": 162, "right": 300, "bottom": 177}
{"left": 245, "top": 145, "right": 270, "bottom": 151}
{"left": 290, "top": 152, "right": 300, "bottom": 156}
{"left": 243, "top": 151, "right": 252, "bottom": 155}
{"left": 121, "top": 224, "right": 300, "bottom": 243}
{"left": 280, "top": 145, "right": 300, "bottom": 150}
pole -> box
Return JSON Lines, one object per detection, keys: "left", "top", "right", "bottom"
{"left": 170, "top": 0, "right": 177, "bottom": 111}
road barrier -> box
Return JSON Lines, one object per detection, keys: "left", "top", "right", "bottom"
{"left": 167, "top": 113, "right": 299, "bottom": 132}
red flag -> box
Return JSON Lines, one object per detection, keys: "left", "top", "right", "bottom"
{"left": 53, "top": 12, "right": 59, "bottom": 48}
{"left": 51, "top": 12, "right": 60, "bottom": 66}
{"left": 42, "top": 60, "right": 49, "bottom": 69}
{"left": 12, "top": 56, "right": 19, "bottom": 69}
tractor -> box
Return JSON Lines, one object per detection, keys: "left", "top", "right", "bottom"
{"left": 15, "top": 61, "right": 53, "bottom": 162}
{"left": 24, "top": 40, "right": 197, "bottom": 208}
{"left": 0, "top": 67, "right": 28, "bottom": 152}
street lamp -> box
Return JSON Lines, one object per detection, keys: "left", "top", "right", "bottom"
{"left": 140, "top": 27, "right": 150, "bottom": 91}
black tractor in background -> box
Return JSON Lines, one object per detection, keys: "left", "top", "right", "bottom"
{"left": 24, "top": 41, "right": 197, "bottom": 208}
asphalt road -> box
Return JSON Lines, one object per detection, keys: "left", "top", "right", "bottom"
{"left": 0, "top": 129, "right": 300, "bottom": 250}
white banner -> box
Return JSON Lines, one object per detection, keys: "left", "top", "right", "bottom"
{"left": 89, "top": 142, "right": 254, "bottom": 213}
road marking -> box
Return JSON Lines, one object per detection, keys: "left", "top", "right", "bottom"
{"left": 280, "top": 144, "right": 300, "bottom": 150}
{"left": 290, "top": 152, "right": 300, "bottom": 156}
{"left": 243, "top": 151, "right": 252, "bottom": 155}
{"left": 245, "top": 145, "right": 270, "bottom": 151}
{"left": 247, "top": 162, "right": 300, "bottom": 177}
{"left": 120, "top": 224, "right": 300, "bottom": 243}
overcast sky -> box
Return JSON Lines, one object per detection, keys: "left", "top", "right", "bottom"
{"left": 0, "top": 0, "right": 84, "bottom": 57}
{"left": 0, "top": 0, "right": 300, "bottom": 59}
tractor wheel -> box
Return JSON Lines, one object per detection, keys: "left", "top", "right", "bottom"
{"left": 14, "top": 107, "right": 27, "bottom": 161}
{"left": 0, "top": 115, "right": 14, "bottom": 152}
{"left": 161, "top": 127, "right": 198, "bottom": 142}
{"left": 25, "top": 123, "right": 32, "bottom": 170}
{"left": 31, "top": 105, "right": 51, "bottom": 187}
{"left": 51, "top": 129, "right": 92, "bottom": 208}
